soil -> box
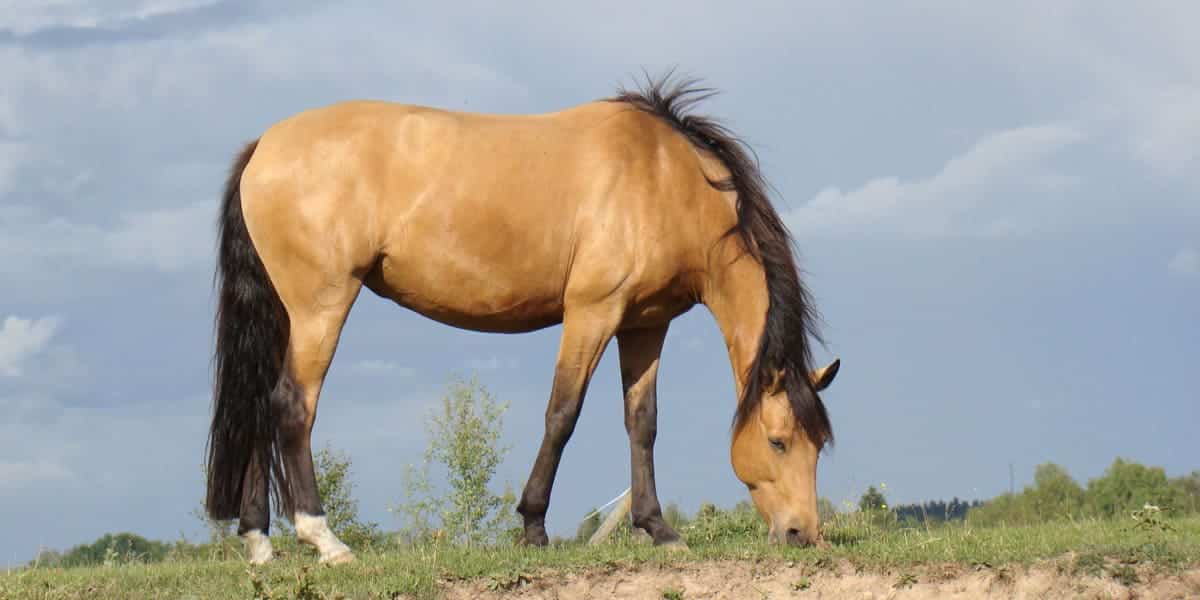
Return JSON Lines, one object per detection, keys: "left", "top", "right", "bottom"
{"left": 437, "top": 558, "right": 1200, "bottom": 599}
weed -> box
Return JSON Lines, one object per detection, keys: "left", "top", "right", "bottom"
{"left": 1072, "top": 552, "right": 1106, "bottom": 577}
{"left": 292, "top": 566, "right": 330, "bottom": 600}
{"left": 248, "top": 568, "right": 274, "bottom": 600}
{"left": 992, "top": 565, "right": 1013, "bottom": 585}
{"left": 1109, "top": 564, "right": 1139, "bottom": 586}
{"left": 484, "top": 569, "right": 531, "bottom": 592}
{"left": 661, "top": 587, "right": 684, "bottom": 600}
{"left": 1131, "top": 504, "right": 1174, "bottom": 534}
{"left": 894, "top": 572, "right": 918, "bottom": 589}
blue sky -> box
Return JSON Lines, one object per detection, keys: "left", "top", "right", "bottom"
{"left": 1, "top": 1, "right": 1197, "bottom": 563}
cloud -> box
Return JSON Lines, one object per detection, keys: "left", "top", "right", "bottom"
{"left": 0, "top": 316, "right": 60, "bottom": 377}
{"left": 104, "top": 201, "right": 215, "bottom": 270}
{"left": 1168, "top": 247, "right": 1199, "bottom": 278}
{"left": 0, "top": 1, "right": 314, "bottom": 49}
{"left": 1, "top": 1, "right": 223, "bottom": 34}
{"left": 789, "top": 123, "right": 1085, "bottom": 238}
{"left": 1127, "top": 87, "right": 1200, "bottom": 178}
{"left": 0, "top": 201, "right": 214, "bottom": 277}
{"left": 0, "top": 458, "right": 73, "bottom": 491}
{"left": 0, "top": 3, "right": 531, "bottom": 294}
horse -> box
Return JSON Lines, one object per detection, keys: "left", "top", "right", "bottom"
{"left": 204, "top": 74, "right": 840, "bottom": 565}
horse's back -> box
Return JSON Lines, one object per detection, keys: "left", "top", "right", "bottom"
{"left": 239, "top": 98, "right": 715, "bottom": 333}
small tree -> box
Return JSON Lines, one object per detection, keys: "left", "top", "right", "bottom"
{"left": 859, "top": 486, "right": 887, "bottom": 512}
{"left": 393, "top": 376, "right": 519, "bottom": 546}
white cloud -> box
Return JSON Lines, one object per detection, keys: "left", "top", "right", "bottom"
{"left": 0, "top": 2, "right": 536, "bottom": 291}
{"left": 0, "top": 201, "right": 214, "bottom": 275}
{"left": 1127, "top": 87, "right": 1200, "bottom": 178}
{"left": 1168, "top": 247, "right": 1199, "bottom": 278}
{"left": 0, "top": 459, "right": 73, "bottom": 491}
{"left": 104, "top": 201, "right": 214, "bottom": 270}
{"left": 815, "top": 5, "right": 1200, "bottom": 184}
{"left": 0, "top": 316, "right": 60, "bottom": 377}
{"left": 790, "top": 123, "right": 1084, "bottom": 238}
{"left": 1016, "top": 9, "right": 1200, "bottom": 180}
{"left": 0, "top": 0, "right": 221, "bottom": 34}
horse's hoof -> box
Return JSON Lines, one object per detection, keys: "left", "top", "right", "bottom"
{"left": 243, "top": 530, "right": 274, "bottom": 565}
{"left": 658, "top": 539, "right": 690, "bottom": 552}
{"left": 520, "top": 529, "right": 549, "bottom": 547}
{"left": 320, "top": 549, "right": 356, "bottom": 565}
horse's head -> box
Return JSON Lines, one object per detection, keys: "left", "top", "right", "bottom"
{"left": 730, "top": 358, "right": 839, "bottom": 546}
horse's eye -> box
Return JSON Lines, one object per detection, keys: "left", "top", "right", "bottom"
{"left": 769, "top": 438, "right": 786, "bottom": 453}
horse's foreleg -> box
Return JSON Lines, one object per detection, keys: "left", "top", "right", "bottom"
{"left": 517, "top": 304, "right": 621, "bottom": 546}
{"left": 616, "top": 324, "right": 683, "bottom": 547}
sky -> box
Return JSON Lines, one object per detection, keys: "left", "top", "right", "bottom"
{"left": 1, "top": 0, "right": 1197, "bottom": 564}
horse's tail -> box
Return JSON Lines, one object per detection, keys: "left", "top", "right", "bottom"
{"left": 205, "top": 138, "right": 294, "bottom": 521}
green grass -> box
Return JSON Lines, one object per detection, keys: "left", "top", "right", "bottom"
{"left": 5, "top": 515, "right": 1199, "bottom": 599}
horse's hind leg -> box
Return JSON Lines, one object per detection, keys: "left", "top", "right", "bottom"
{"left": 238, "top": 454, "right": 273, "bottom": 563}
{"left": 278, "top": 281, "right": 363, "bottom": 564}
{"left": 617, "top": 324, "right": 684, "bottom": 547}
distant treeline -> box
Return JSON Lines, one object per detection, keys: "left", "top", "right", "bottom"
{"left": 890, "top": 498, "right": 984, "bottom": 524}
{"left": 867, "top": 458, "right": 1200, "bottom": 528}
{"left": 30, "top": 533, "right": 172, "bottom": 569}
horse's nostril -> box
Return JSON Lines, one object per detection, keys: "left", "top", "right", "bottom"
{"left": 785, "top": 528, "right": 812, "bottom": 546}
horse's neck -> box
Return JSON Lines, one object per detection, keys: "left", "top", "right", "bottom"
{"left": 702, "top": 251, "right": 769, "bottom": 401}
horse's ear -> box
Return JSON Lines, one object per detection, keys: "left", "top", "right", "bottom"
{"left": 810, "top": 358, "right": 840, "bottom": 391}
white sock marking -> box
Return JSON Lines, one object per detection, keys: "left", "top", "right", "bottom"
{"left": 242, "top": 529, "right": 274, "bottom": 564}
{"left": 293, "top": 512, "right": 353, "bottom": 563}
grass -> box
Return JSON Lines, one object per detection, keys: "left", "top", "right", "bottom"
{"left": 5, "top": 515, "right": 1199, "bottom": 599}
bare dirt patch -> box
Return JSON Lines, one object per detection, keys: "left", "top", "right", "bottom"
{"left": 439, "top": 558, "right": 1200, "bottom": 600}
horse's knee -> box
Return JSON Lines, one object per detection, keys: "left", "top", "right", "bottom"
{"left": 626, "top": 407, "right": 657, "bottom": 446}
{"left": 544, "top": 406, "right": 582, "bottom": 447}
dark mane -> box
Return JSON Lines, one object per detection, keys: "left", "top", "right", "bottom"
{"left": 609, "top": 72, "right": 833, "bottom": 449}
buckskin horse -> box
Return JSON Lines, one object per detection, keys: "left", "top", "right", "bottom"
{"left": 204, "top": 74, "right": 841, "bottom": 564}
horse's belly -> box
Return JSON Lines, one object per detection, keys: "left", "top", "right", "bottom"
{"left": 364, "top": 252, "right": 566, "bottom": 334}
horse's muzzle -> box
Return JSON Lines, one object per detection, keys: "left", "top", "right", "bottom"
{"left": 768, "top": 525, "right": 817, "bottom": 547}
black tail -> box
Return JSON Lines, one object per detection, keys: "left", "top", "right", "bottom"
{"left": 205, "top": 139, "right": 294, "bottom": 521}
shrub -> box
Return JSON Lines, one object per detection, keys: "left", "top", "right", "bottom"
{"left": 392, "top": 376, "right": 520, "bottom": 547}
